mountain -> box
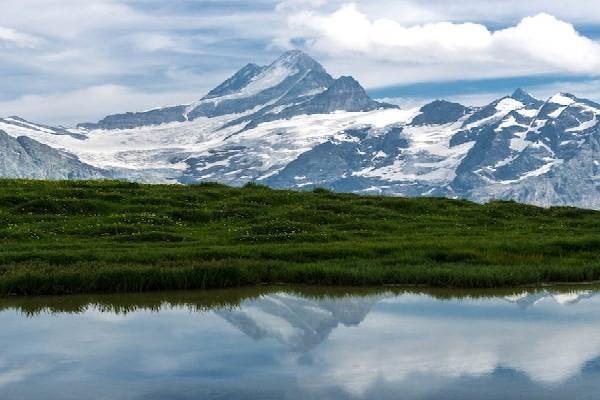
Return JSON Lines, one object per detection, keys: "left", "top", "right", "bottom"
{"left": 0, "top": 129, "right": 107, "bottom": 180}
{"left": 0, "top": 51, "right": 599, "bottom": 209}
{"left": 455, "top": 93, "right": 600, "bottom": 208}
{"left": 79, "top": 50, "right": 345, "bottom": 130}
{"left": 0, "top": 117, "right": 175, "bottom": 182}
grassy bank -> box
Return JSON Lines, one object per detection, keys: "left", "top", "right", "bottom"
{"left": 0, "top": 179, "right": 599, "bottom": 295}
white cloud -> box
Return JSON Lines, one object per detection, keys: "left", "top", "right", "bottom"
{"left": 283, "top": 4, "right": 600, "bottom": 87}
{"left": 0, "top": 26, "right": 41, "bottom": 48}
{"left": 409, "top": 0, "right": 600, "bottom": 25}
{"left": 129, "top": 33, "right": 179, "bottom": 53}
{"left": 0, "top": 0, "right": 145, "bottom": 40}
{"left": 283, "top": 0, "right": 600, "bottom": 26}
{"left": 0, "top": 0, "right": 288, "bottom": 124}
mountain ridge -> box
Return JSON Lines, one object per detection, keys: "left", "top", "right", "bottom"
{"left": 1, "top": 51, "right": 599, "bottom": 209}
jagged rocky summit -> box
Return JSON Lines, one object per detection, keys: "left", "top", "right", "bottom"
{"left": 1, "top": 51, "right": 599, "bottom": 209}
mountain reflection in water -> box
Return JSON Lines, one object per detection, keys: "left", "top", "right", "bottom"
{"left": 1, "top": 287, "right": 600, "bottom": 400}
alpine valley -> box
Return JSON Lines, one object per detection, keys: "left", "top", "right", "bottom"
{"left": 1, "top": 50, "right": 599, "bottom": 209}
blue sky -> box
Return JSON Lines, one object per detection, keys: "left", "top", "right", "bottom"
{"left": 2, "top": 0, "right": 600, "bottom": 125}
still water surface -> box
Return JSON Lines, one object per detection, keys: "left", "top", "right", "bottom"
{"left": 1, "top": 286, "right": 600, "bottom": 399}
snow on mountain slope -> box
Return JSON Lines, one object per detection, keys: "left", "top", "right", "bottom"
{"left": 1, "top": 51, "right": 399, "bottom": 184}
{"left": 453, "top": 91, "right": 599, "bottom": 184}
{"left": 0, "top": 111, "right": 412, "bottom": 188}
{"left": 202, "top": 63, "right": 266, "bottom": 100}
{"left": 0, "top": 51, "right": 599, "bottom": 209}
{"left": 0, "top": 117, "right": 85, "bottom": 139}
{"left": 182, "top": 108, "right": 417, "bottom": 185}
{"left": 355, "top": 116, "right": 473, "bottom": 184}
{"left": 265, "top": 89, "right": 555, "bottom": 196}
{"left": 210, "top": 62, "right": 289, "bottom": 100}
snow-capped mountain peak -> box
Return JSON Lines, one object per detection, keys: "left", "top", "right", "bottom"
{"left": 511, "top": 88, "right": 542, "bottom": 107}
{"left": 271, "top": 49, "right": 326, "bottom": 72}
{"left": 200, "top": 50, "right": 323, "bottom": 103}
{"left": 79, "top": 50, "right": 342, "bottom": 131}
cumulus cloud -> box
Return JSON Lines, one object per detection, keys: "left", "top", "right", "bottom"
{"left": 398, "top": 0, "right": 600, "bottom": 25}
{"left": 282, "top": 0, "right": 600, "bottom": 26}
{"left": 286, "top": 4, "right": 600, "bottom": 81}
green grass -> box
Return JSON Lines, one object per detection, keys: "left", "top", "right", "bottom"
{"left": 0, "top": 179, "right": 599, "bottom": 295}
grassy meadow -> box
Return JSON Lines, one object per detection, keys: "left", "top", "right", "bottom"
{"left": 0, "top": 179, "right": 599, "bottom": 295}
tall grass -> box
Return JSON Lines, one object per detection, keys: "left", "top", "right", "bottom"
{"left": 0, "top": 179, "right": 599, "bottom": 295}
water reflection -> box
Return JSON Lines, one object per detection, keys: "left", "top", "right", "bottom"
{"left": 1, "top": 287, "right": 600, "bottom": 399}
{"left": 216, "top": 292, "right": 382, "bottom": 351}
{"left": 504, "top": 290, "right": 595, "bottom": 309}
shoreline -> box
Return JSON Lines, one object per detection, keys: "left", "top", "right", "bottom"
{"left": 2, "top": 283, "right": 600, "bottom": 313}
{"left": 3, "top": 262, "right": 600, "bottom": 297}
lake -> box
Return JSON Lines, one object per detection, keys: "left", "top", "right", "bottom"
{"left": 1, "top": 286, "right": 600, "bottom": 399}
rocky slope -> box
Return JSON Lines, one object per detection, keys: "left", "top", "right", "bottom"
{"left": 0, "top": 129, "right": 107, "bottom": 180}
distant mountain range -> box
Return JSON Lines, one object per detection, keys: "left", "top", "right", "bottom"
{"left": 1, "top": 50, "right": 599, "bottom": 208}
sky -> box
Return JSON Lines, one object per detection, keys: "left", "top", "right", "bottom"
{"left": 2, "top": 0, "right": 600, "bottom": 125}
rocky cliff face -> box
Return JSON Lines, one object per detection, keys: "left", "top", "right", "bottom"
{"left": 0, "top": 130, "right": 107, "bottom": 180}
